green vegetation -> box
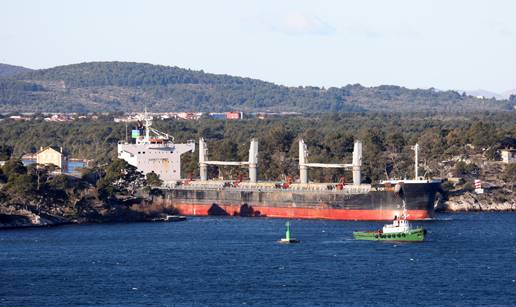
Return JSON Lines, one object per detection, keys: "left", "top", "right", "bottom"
{"left": 0, "top": 145, "right": 13, "bottom": 161}
{"left": 502, "top": 164, "right": 516, "bottom": 188}
{"left": 95, "top": 159, "right": 144, "bottom": 200}
{"left": 0, "top": 61, "right": 513, "bottom": 112}
{"left": 0, "top": 112, "right": 514, "bottom": 183}
{"left": 0, "top": 157, "right": 158, "bottom": 225}
{"left": 146, "top": 172, "right": 163, "bottom": 187}
{"left": 454, "top": 161, "right": 480, "bottom": 177}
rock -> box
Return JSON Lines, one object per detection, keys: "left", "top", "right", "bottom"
{"left": 0, "top": 204, "right": 71, "bottom": 229}
{"left": 442, "top": 191, "right": 516, "bottom": 212}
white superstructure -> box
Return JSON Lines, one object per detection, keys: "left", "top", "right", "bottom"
{"left": 382, "top": 201, "right": 412, "bottom": 234}
{"left": 117, "top": 111, "right": 195, "bottom": 182}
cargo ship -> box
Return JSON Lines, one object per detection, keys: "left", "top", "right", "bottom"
{"left": 118, "top": 112, "right": 442, "bottom": 221}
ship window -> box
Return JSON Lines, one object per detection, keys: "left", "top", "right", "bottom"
{"left": 138, "top": 152, "right": 141, "bottom": 154}
{"left": 143, "top": 152, "right": 146, "bottom": 154}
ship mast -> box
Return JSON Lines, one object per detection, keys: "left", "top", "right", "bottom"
{"left": 412, "top": 143, "right": 419, "bottom": 180}
{"left": 144, "top": 107, "right": 151, "bottom": 140}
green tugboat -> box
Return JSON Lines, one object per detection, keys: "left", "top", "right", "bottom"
{"left": 278, "top": 221, "right": 300, "bottom": 244}
{"left": 353, "top": 210, "right": 426, "bottom": 242}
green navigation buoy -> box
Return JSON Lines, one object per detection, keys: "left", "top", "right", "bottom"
{"left": 278, "top": 221, "right": 300, "bottom": 244}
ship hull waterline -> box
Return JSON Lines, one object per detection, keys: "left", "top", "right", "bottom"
{"left": 165, "top": 203, "right": 431, "bottom": 221}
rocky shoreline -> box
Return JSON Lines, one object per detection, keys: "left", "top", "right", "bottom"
{"left": 438, "top": 191, "right": 516, "bottom": 212}
{"left": 0, "top": 199, "right": 180, "bottom": 229}
{"left": 0, "top": 209, "right": 70, "bottom": 229}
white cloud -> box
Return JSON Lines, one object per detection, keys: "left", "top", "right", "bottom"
{"left": 273, "top": 11, "right": 335, "bottom": 36}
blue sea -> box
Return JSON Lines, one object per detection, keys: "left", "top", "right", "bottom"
{"left": 1, "top": 213, "right": 515, "bottom": 306}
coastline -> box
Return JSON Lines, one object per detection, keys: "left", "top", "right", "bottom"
{"left": 438, "top": 191, "right": 516, "bottom": 212}
{"left": 0, "top": 199, "right": 180, "bottom": 229}
{"left": 2, "top": 196, "right": 514, "bottom": 229}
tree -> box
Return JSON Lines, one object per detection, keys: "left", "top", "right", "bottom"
{"left": 2, "top": 159, "right": 27, "bottom": 180}
{"left": 146, "top": 172, "right": 163, "bottom": 187}
{"left": 5, "top": 173, "right": 37, "bottom": 198}
{"left": 96, "top": 159, "right": 144, "bottom": 199}
{"left": 466, "top": 122, "right": 498, "bottom": 148}
{"left": 26, "top": 163, "right": 51, "bottom": 191}
{"left": 385, "top": 131, "right": 405, "bottom": 153}
{"left": 454, "top": 161, "right": 480, "bottom": 177}
{"left": 0, "top": 145, "right": 13, "bottom": 161}
{"left": 502, "top": 164, "right": 516, "bottom": 190}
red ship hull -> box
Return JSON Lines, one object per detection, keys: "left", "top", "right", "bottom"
{"left": 172, "top": 203, "right": 430, "bottom": 221}
{"left": 151, "top": 181, "right": 441, "bottom": 221}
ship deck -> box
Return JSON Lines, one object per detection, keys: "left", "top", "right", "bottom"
{"left": 162, "top": 182, "right": 373, "bottom": 195}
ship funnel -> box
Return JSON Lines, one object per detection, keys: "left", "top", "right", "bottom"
{"left": 248, "top": 138, "right": 258, "bottom": 183}
{"left": 352, "top": 140, "right": 362, "bottom": 185}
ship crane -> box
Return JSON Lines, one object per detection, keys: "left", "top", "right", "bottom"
{"left": 199, "top": 138, "right": 259, "bottom": 183}
{"left": 298, "top": 139, "right": 362, "bottom": 185}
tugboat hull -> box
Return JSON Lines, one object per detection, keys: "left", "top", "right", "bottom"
{"left": 353, "top": 228, "right": 425, "bottom": 242}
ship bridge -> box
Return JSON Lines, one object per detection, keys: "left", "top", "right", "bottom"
{"left": 117, "top": 110, "right": 195, "bottom": 182}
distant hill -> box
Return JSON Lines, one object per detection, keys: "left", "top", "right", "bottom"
{"left": 501, "top": 88, "right": 516, "bottom": 100}
{"left": 0, "top": 61, "right": 514, "bottom": 113}
{"left": 0, "top": 63, "right": 32, "bottom": 78}
{"left": 464, "top": 89, "right": 503, "bottom": 100}
{"left": 464, "top": 88, "right": 516, "bottom": 100}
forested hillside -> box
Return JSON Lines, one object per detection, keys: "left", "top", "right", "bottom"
{"left": 0, "top": 112, "right": 514, "bottom": 219}
{"left": 0, "top": 112, "right": 514, "bottom": 183}
{"left": 0, "top": 61, "right": 513, "bottom": 113}
{"left": 0, "top": 63, "right": 32, "bottom": 78}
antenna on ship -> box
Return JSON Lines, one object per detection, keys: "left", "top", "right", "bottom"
{"left": 144, "top": 106, "right": 151, "bottom": 140}
{"left": 402, "top": 199, "right": 409, "bottom": 220}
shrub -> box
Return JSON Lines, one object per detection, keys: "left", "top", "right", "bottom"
{"left": 454, "top": 161, "right": 480, "bottom": 177}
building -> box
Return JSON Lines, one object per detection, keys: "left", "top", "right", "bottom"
{"left": 36, "top": 146, "right": 67, "bottom": 171}
{"left": 9, "top": 115, "right": 31, "bottom": 121}
{"left": 208, "top": 112, "right": 226, "bottom": 120}
{"left": 114, "top": 115, "right": 141, "bottom": 123}
{"left": 175, "top": 112, "right": 202, "bottom": 120}
{"left": 226, "top": 112, "right": 243, "bottom": 120}
{"left": 44, "top": 114, "right": 74, "bottom": 122}
{"left": 501, "top": 149, "right": 516, "bottom": 164}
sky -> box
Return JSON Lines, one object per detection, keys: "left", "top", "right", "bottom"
{"left": 1, "top": 0, "right": 515, "bottom": 93}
